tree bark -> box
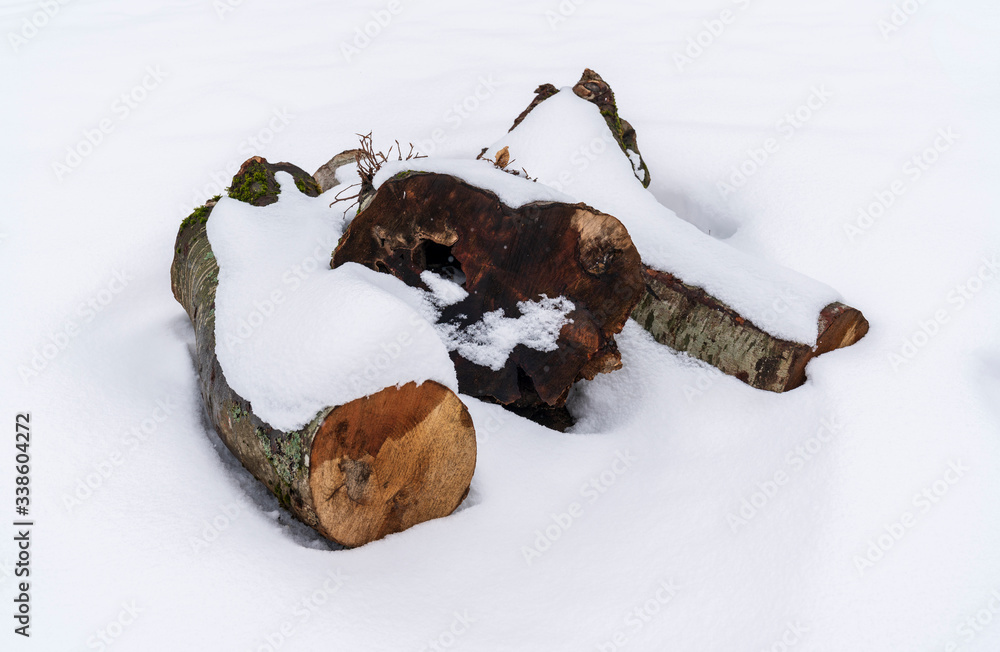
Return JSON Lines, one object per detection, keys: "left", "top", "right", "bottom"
{"left": 313, "top": 149, "right": 363, "bottom": 194}
{"left": 632, "top": 265, "right": 869, "bottom": 392}
{"left": 495, "top": 71, "right": 869, "bottom": 392}
{"left": 171, "top": 161, "right": 477, "bottom": 547}
{"left": 332, "top": 170, "right": 645, "bottom": 429}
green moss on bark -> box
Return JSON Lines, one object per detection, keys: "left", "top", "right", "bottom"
{"left": 180, "top": 204, "right": 213, "bottom": 230}
{"left": 228, "top": 158, "right": 276, "bottom": 205}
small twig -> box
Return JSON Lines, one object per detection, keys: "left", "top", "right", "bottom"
{"left": 329, "top": 182, "right": 362, "bottom": 212}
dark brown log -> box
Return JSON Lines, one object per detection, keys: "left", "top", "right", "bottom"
{"left": 171, "top": 159, "right": 477, "bottom": 547}
{"left": 632, "top": 265, "right": 870, "bottom": 392}
{"left": 332, "top": 171, "right": 645, "bottom": 428}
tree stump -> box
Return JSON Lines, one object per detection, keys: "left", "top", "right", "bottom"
{"left": 497, "top": 68, "right": 650, "bottom": 188}
{"left": 171, "top": 159, "right": 477, "bottom": 547}
{"left": 332, "top": 170, "right": 645, "bottom": 429}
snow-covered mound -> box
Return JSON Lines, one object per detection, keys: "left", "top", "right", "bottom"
{"left": 373, "top": 156, "right": 577, "bottom": 208}
{"left": 482, "top": 90, "right": 840, "bottom": 344}
{"left": 207, "top": 172, "right": 458, "bottom": 431}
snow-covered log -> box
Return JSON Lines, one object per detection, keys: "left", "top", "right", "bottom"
{"left": 633, "top": 265, "right": 869, "bottom": 392}
{"left": 170, "top": 158, "right": 477, "bottom": 547}
{"left": 332, "top": 167, "right": 645, "bottom": 429}
{"left": 482, "top": 70, "right": 869, "bottom": 392}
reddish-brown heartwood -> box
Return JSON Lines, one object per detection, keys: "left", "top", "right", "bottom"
{"left": 333, "top": 171, "right": 645, "bottom": 428}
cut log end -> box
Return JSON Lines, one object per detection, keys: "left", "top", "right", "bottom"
{"left": 309, "top": 381, "right": 477, "bottom": 547}
{"left": 816, "top": 302, "right": 870, "bottom": 353}
{"left": 784, "top": 302, "right": 870, "bottom": 390}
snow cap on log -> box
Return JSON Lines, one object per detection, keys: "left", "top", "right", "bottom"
{"left": 481, "top": 80, "right": 843, "bottom": 346}
{"left": 501, "top": 69, "right": 651, "bottom": 188}
{"left": 634, "top": 265, "right": 869, "bottom": 392}
{"left": 482, "top": 72, "right": 868, "bottom": 390}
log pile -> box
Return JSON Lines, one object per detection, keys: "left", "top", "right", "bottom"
{"left": 170, "top": 69, "right": 869, "bottom": 546}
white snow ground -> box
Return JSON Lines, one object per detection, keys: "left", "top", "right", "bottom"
{"left": 3, "top": 1, "right": 1000, "bottom": 651}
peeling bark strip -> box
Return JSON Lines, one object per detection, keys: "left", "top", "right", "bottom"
{"left": 332, "top": 171, "right": 645, "bottom": 427}
{"left": 508, "top": 83, "right": 560, "bottom": 133}
{"left": 313, "top": 149, "right": 363, "bottom": 194}
{"left": 170, "top": 158, "right": 477, "bottom": 547}
{"left": 632, "top": 265, "right": 870, "bottom": 392}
